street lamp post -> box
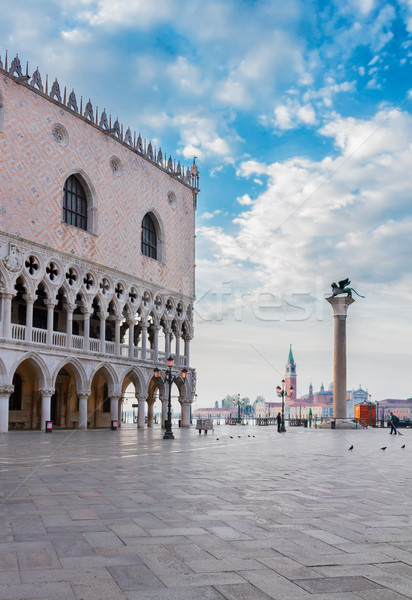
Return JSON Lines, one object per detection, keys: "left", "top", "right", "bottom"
{"left": 276, "top": 379, "right": 293, "bottom": 433}
{"left": 233, "top": 393, "right": 244, "bottom": 424}
{"left": 154, "top": 356, "right": 187, "bottom": 440}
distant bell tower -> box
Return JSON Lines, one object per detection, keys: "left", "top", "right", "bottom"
{"left": 285, "top": 345, "right": 297, "bottom": 402}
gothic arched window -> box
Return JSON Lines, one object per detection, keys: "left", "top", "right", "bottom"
{"left": 141, "top": 213, "right": 157, "bottom": 260}
{"left": 63, "top": 174, "right": 88, "bottom": 231}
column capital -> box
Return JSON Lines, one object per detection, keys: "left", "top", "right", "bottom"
{"left": 44, "top": 299, "right": 57, "bottom": 309}
{"left": 23, "top": 293, "right": 37, "bottom": 304}
{"left": 109, "top": 393, "right": 122, "bottom": 401}
{"left": 81, "top": 308, "right": 92, "bottom": 316}
{"left": 39, "top": 388, "right": 54, "bottom": 397}
{"left": 146, "top": 397, "right": 156, "bottom": 406}
{"left": 0, "top": 385, "right": 14, "bottom": 395}
{"left": 135, "top": 393, "right": 146, "bottom": 402}
{"left": 326, "top": 296, "right": 355, "bottom": 317}
{"left": 78, "top": 391, "right": 90, "bottom": 400}
{"left": 98, "top": 311, "right": 109, "bottom": 320}
{"left": 126, "top": 318, "right": 135, "bottom": 327}
{"left": 1, "top": 291, "right": 15, "bottom": 300}
{"left": 64, "top": 302, "right": 77, "bottom": 313}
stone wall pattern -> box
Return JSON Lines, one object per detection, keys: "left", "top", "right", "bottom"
{"left": 0, "top": 76, "right": 195, "bottom": 298}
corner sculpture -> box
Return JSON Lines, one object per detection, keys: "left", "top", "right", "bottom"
{"left": 329, "top": 278, "right": 365, "bottom": 298}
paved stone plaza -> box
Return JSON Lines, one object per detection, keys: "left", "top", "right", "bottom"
{"left": 0, "top": 425, "right": 411, "bottom": 600}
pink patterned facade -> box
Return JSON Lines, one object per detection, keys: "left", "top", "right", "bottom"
{"left": 0, "top": 53, "right": 198, "bottom": 433}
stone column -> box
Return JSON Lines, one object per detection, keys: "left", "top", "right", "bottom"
{"left": 99, "top": 312, "right": 107, "bottom": 353}
{"left": 153, "top": 325, "right": 160, "bottom": 363}
{"left": 78, "top": 393, "right": 89, "bottom": 429}
{"left": 128, "top": 320, "right": 135, "bottom": 358}
{"left": 110, "top": 394, "right": 121, "bottom": 424}
{"left": 184, "top": 335, "right": 191, "bottom": 367}
{"left": 40, "top": 389, "right": 54, "bottom": 430}
{"left": 65, "top": 302, "right": 76, "bottom": 349}
{"left": 141, "top": 321, "right": 148, "bottom": 360}
{"left": 175, "top": 329, "right": 181, "bottom": 365}
{"left": 161, "top": 396, "right": 168, "bottom": 429}
{"left": 164, "top": 326, "right": 171, "bottom": 357}
{"left": 180, "top": 400, "right": 191, "bottom": 428}
{"left": 24, "top": 294, "right": 35, "bottom": 342}
{"left": 326, "top": 296, "right": 355, "bottom": 419}
{"left": 0, "top": 385, "right": 13, "bottom": 432}
{"left": 82, "top": 309, "right": 91, "bottom": 352}
{"left": 137, "top": 394, "right": 146, "bottom": 429}
{"left": 46, "top": 300, "right": 56, "bottom": 346}
{"left": 114, "top": 316, "right": 122, "bottom": 355}
{"left": 147, "top": 398, "right": 155, "bottom": 427}
{"left": 2, "top": 292, "right": 13, "bottom": 339}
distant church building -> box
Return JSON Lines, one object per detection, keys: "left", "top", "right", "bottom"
{"left": 0, "top": 52, "right": 199, "bottom": 432}
{"left": 283, "top": 347, "right": 368, "bottom": 419}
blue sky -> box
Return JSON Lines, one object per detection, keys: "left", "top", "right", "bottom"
{"left": 2, "top": 0, "right": 412, "bottom": 406}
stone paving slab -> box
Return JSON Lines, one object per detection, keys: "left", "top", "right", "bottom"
{"left": 0, "top": 425, "right": 411, "bottom": 599}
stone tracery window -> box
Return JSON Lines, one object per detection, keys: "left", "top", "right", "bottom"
{"left": 63, "top": 174, "right": 88, "bottom": 231}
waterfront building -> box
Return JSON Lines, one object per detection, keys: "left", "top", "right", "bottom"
{"left": 0, "top": 52, "right": 198, "bottom": 432}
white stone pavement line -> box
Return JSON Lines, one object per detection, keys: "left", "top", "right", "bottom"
{"left": 246, "top": 92, "right": 412, "bottom": 264}
{"left": 0, "top": 399, "right": 111, "bottom": 502}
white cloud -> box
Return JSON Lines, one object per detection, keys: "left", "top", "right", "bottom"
{"left": 237, "top": 194, "right": 254, "bottom": 206}
{"left": 86, "top": 0, "right": 173, "bottom": 27}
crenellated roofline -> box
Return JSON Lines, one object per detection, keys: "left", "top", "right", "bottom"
{"left": 0, "top": 51, "right": 200, "bottom": 197}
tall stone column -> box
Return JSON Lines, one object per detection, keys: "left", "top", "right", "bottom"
{"left": 127, "top": 320, "right": 135, "bottom": 358}
{"left": 82, "top": 309, "right": 91, "bottom": 352}
{"left": 78, "top": 393, "right": 89, "bottom": 429}
{"left": 153, "top": 325, "right": 160, "bottom": 363}
{"left": 184, "top": 335, "right": 191, "bottom": 367}
{"left": 114, "top": 317, "right": 122, "bottom": 355}
{"left": 24, "top": 294, "right": 36, "bottom": 342}
{"left": 180, "top": 400, "right": 191, "bottom": 428}
{"left": 2, "top": 292, "right": 14, "bottom": 339}
{"left": 99, "top": 311, "right": 107, "bottom": 353}
{"left": 141, "top": 322, "right": 148, "bottom": 360}
{"left": 40, "top": 389, "right": 54, "bottom": 430}
{"left": 0, "top": 385, "right": 13, "bottom": 432}
{"left": 110, "top": 394, "right": 121, "bottom": 424}
{"left": 137, "top": 394, "right": 146, "bottom": 429}
{"left": 46, "top": 300, "right": 56, "bottom": 346}
{"left": 65, "top": 302, "right": 76, "bottom": 349}
{"left": 326, "top": 296, "right": 355, "bottom": 419}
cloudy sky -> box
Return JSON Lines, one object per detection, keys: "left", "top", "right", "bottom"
{"left": 2, "top": 0, "right": 412, "bottom": 406}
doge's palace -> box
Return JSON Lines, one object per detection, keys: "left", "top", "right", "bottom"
{"left": 0, "top": 52, "right": 198, "bottom": 432}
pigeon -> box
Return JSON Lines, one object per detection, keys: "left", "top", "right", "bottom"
{"left": 348, "top": 445, "right": 354, "bottom": 451}
{"left": 253, "top": 435, "right": 255, "bottom": 438}
{"left": 380, "top": 446, "right": 387, "bottom": 451}
{"left": 248, "top": 435, "right": 251, "bottom": 437}
{"left": 238, "top": 435, "right": 241, "bottom": 438}
{"left": 401, "top": 444, "right": 406, "bottom": 448}
{"left": 230, "top": 436, "right": 233, "bottom": 439}
{"left": 216, "top": 438, "right": 219, "bottom": 441}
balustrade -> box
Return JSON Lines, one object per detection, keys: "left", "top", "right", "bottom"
{"left": 52, "top": 331, "right": 67, "bottom": 347}
{"left": 32, "top": 327, "right": 47, "bottom": 344}
{"left": 6, "top": 324, "right": 189, "bottom": 365}
{"left": 11, "top": 324, "right": 26, "bottom": 340}
{"left": 72, "top": 334, "right": 84, "bottom": 350}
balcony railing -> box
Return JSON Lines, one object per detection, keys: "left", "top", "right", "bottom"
{"left": 8, "top": 324, "right": 187, "bottom": 365}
